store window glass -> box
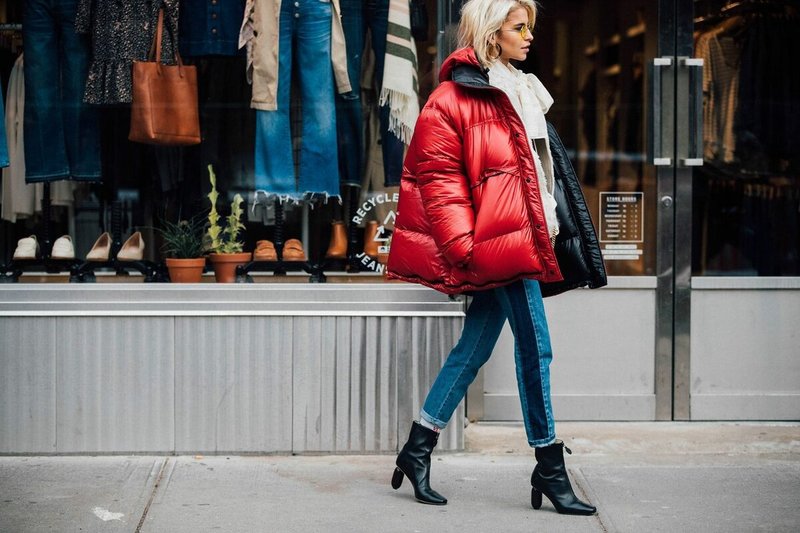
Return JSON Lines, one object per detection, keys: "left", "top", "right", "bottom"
{"left": 0, "top": 0, "right": 440, "bottom": 282}
{"left": 693, "top": 0, "right": 800, "bottom": 276}
{"left": 514, "top": 0, "right": 656, "bottom": 276}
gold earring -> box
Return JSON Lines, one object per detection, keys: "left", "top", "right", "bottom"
{"left": 488, "top": 42, "right": 501, "bottom": 60}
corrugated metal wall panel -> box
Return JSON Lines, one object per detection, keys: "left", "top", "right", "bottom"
{"left": 56, "top": 318, "right": 174, "bottom": 452}
{"left": 175, "top": 317, "right": 293, "bottom": 453}
{"left": 0, "top": 318, "right": 56, "bottom": 453}
{"left": 1, "top": 308, "right": 465, "bottom": 454}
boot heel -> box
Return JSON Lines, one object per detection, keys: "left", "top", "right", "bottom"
{"left": 391, "top": 467, "right": 404, "bottom": 489}
{"left": 531, "top": 487, "right": 543, "bottom": 509}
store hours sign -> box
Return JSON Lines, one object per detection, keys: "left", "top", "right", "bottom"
{"left": 599, "top": 192, "right": 644, "bottom": 261}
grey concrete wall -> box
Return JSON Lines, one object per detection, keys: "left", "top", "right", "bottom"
{"left": 690, "top": 278, "right": 800, "bottom": 420}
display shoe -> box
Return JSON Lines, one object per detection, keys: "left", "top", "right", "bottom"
{"left": 117, "top": 231, "right": 145, "bottom": 262}
{"left": 253, "top": 240, "right": 277, "bottom": 261}
{"left": 531, "top": 440, "right": 596, "bottom": 515}
{"left": 325, "top": 221, "right": 347, "bottom": 259}
{"left": 363, "top": 220, "right": 379, "bottom": 257}
{"left": 86, "top": 232, "right": 112, "bottom": 262}
{"left": 391, "top": 421, "right": 448, "bottom": 505}
{"left": 12, "top": 235, "right": 39, "bottom": 260}
{"left": 51, "top": 235, "right": 76, "bottom": 260}
{"left": 282, "top": 238, "right": 306, "bottom": 261}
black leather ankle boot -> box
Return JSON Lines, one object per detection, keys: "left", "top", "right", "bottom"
{"left": 391, "top": 421, "right": 447, "bottom": 505}
{"left": 531, "top": 440, "right": 596, "bottom": 515}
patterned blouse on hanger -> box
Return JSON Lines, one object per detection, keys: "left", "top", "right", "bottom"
{"left": 76, "top": 0, "right": 179, "bottom": 105}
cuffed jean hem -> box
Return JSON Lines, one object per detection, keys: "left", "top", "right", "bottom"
{"left": 530, "top": 435, "right": 557, "bottom": 448}
{"left": 420, "top": 409, "right": 447, "bottom": 430}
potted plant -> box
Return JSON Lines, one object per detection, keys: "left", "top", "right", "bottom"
{"left": 205, "top": 165, "right": 250, "bottom": 283}
{"left": 156, "top": 215, "right": 207, "bottom": 283}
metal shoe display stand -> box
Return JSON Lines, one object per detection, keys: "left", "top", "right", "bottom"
{"left": 0, "top": 189, "right": 166, "bottom": 283}
{"left": 237, "top": 198, "right": 326, "bottom": 283}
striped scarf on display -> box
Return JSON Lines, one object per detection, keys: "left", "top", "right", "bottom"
{"left": 380, "top": 0, "right": 420, "bottom": 144}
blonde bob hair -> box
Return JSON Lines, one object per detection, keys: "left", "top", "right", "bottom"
{"left": 458, "top": 0, "right": 538, "bottom": 69}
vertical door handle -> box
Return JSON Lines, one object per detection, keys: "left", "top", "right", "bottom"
{"left": 679, "top": 57, "right": 704, "bottom": 166}
{"left": 648, "top": 57, "right": 673, "bottom": 166}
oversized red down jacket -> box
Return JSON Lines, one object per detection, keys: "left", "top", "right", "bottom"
{"left": 386, "top": 47, "right": 563, "bottom": 294}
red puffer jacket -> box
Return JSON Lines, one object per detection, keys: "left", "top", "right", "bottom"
{"left": 386, "top": 47, "right": 562, "bottom": 294}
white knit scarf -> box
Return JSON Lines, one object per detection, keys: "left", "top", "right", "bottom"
{"left": 488, "top": 61, "right": 559, "bottom": 240}
{"left": 379, "top": 0, "right": 420, "bottom": 144}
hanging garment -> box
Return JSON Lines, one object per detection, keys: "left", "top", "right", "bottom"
{"left": 24, "top": 0, "right": 100, "bottom": 182}
{"left": 243, "top": 0, "right": 350, "bottom": 111}
{"left": 2, "top": 55, "right": 74, "bottom": 222}
{"left": 333, "top": 0, "right": 364, "bottom": 188}
{"left": 76, "top": 0, "right": 180, "bottom": 104}
{"left": 379, "top": 0, "right": 420, "bottom": 145}
{"left": 252, "top": 0, "right": 342, "bottom": 200}
{"left": 179, "top": 0, "right": 246, "bottom": 57}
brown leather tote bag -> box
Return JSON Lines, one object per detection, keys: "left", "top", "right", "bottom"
{"left": 129, "top": 9, "right": 201, "bottom": 146}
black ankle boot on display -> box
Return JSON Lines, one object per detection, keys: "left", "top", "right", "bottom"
{"left": 391, "top": 421, "right": 448, "bottom": 505}
{"left": 531, "top": 440, "right": 596, "bottom": 515}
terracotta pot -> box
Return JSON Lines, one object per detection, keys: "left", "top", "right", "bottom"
{"left": 165, "top": 258, "right": 206, "bottom": 283}
{"left": 208, "top": 252, "right": 251, "bottom": 283}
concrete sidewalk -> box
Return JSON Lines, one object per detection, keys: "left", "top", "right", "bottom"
{"left": 1, "top": 422, "right": 798, "bottom": 533}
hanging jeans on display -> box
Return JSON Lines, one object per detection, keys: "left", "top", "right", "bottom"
{"left": 421, "top": 279, "right": 557, "bottom": 448}
{"left": 23, "top": 0, "right": 100, "bottom": 183}
{"left": 0, "top": 83, "right": 9, "bottom": 168}
{"left": 254, "top": 0, "right": 339, "bottom": 201}
{"left": 334, "top": 0, "right": 405, "bottom": 188}
{"left": 365, "top": 0, "right": 404, "bottom": 187}
{"left": 334, "top": 0, "right": 364, "bottom": 188}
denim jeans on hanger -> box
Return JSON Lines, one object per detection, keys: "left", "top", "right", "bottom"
{"left": 254, "top": 0, "right": 339, "bottom": 200}
{"left": 23, "top": 0, "right": 100, "bottom": 183}
{"left": 334, "top": 0, "right": 364, "bottom": 188}
{"left": 0, "top": 83, "right": 9, "bottom": 168}
{"left": 364, "top": 0, "right": 405, "bottom": 187}
{"left": 421, "top": 279, "right": 557, "bottom": 447}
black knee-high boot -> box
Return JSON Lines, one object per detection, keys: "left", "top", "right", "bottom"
{"left": 531, "top": 440, "right": 596, "bottom": 515}
{"left": 391, "top": 421, "right": 447, "bottom": 505}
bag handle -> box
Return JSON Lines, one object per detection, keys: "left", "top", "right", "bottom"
{"left": 147, "top": 8, "right": 185, "bottom": 76}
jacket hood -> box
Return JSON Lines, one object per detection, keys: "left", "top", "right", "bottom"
{"left": 439, "top": 47, "right": 486, "bottom": 84}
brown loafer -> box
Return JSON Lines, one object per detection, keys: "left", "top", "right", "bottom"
{"left": 283, "top": 239, "right": 306, "bottom": 261}
{"left": 254, "top": 240, "right": 277, "bottom": 261}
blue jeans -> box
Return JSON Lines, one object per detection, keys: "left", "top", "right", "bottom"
{"left": 254, "top": 0, "right": 340, "bottom": 200}
{"left": 334, "top": 0, "right": 364, "bottom": 188}
{"left": 364, "top": 0, "right": 405, "bottom": 187}
{"left": 23, "top": 0, "right": 100, "bottom": 183}
{"left": 0, "top": 83, "right": 8, "bottom": 168}
{"left": 421, "top": 279, "right": 556, "bottom": 447}
{"left": 330, "top": 0, "right": 405, "bottom": 188}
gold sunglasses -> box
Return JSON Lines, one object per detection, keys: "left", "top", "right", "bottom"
{"left": 501, "top": 24, "right": 534, "bottom": 39}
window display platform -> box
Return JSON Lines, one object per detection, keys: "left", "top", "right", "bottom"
{"left": 0, "top": 283, "right": 466, "bottom": 454}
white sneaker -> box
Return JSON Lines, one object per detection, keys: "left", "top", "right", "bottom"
{"left": 51, "top": 235, "right": 76, "bottom": 260}
{"left": 12, "top": 235, "right": 40, "bottom": 260}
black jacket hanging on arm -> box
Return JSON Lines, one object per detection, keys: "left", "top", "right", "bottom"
{"left": 540, "top": 122, "right": 608, "bottom": 297}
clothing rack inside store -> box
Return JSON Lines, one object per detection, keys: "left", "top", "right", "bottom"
{"left": 695, "top": 0, "right": 799, "bottom": 25}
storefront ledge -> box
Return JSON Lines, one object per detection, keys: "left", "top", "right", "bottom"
{"left": 604, "top": 276, "right": 657, "bottom": 289}
{"left": 0, "top": 283, "right": 466, "bottom": 317}
{"left": 691, "top": 277, "right": 800, "bottom": 290}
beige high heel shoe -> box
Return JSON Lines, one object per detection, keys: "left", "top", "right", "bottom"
{"left": 86, "top": 232, "right": 111, "bottom": 262}
{"left": 117, "top": 231, "right": 145, "bottom": 262}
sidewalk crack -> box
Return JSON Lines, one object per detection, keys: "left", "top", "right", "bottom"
{"left": 135, "top": 457, "right": 170, "bottom": 533}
